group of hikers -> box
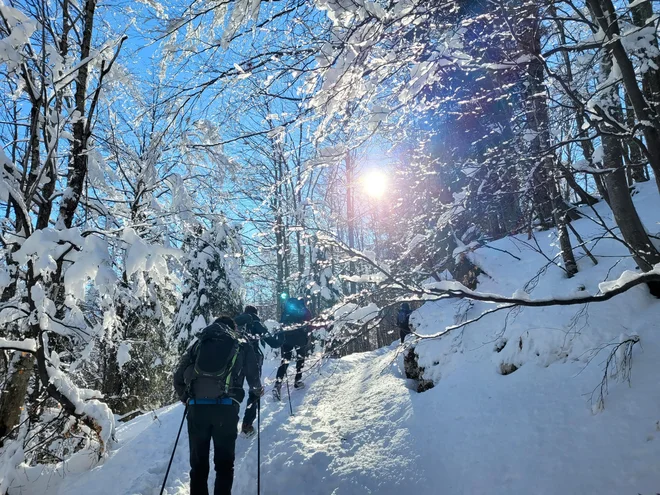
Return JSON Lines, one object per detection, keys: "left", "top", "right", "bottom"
{"left": 172, "top": 298, "right": 414, "bottom": 495}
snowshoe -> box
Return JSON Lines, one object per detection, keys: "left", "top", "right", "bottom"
{"left": 293, "top": 381, "right": 305, "bottom": 390}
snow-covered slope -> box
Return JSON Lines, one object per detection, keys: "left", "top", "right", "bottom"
{"left": 10, "top": 183, "right": 660, "bottom": 495}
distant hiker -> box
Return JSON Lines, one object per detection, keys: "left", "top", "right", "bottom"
{"left": 233, "top": 305, "right": 276, "bottom": 437}
{"left": 273, "top": 297, "right": 312, "bottom": 400}
{"left": 173, "top": 316, "right": 263, "bottom": 495}
{"left": 397, "top": 303, "right": 413, "bottom": 344}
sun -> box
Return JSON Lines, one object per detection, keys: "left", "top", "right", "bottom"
{"left": 361, "top": 170, "right": 388, "bottom": 199}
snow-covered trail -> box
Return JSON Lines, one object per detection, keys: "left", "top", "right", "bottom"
{"left": 40, "top": 329, "right": 660, "bottom": 495}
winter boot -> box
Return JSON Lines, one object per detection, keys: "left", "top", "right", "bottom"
{"left": 294, "top": 380, "right": 305, "bottom": 390}
{"left": 241, "top": 423, "right": 255, "bottom": 438}
{"left": 272, "top": 382, "right": 282, "bottom": 401}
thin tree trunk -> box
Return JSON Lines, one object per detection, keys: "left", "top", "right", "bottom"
{"left": 522, "top": 7, "right": 578, "bottom": 274}
{"left": 58, "top": 0, "right": 97, "bottom": 228}
{"left": 552, "top": 194, "right": 578, "bottom": 277}
{"left": 557, "top": 162, "right": 599, "bottom": 205}
{"left": 624, "top": 94, "right": 648, "bottom": 184}
{"left": 550, "top": 5, "right": 603, "bottom": 204}
{"left": 346, "top": 152, "right": 357, "bottom": 295}
{"left": 630, "top": 0, "right": 660, "bottom": 115}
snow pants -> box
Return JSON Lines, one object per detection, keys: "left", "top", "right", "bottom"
{"left": 399, "top": 327, "right": 411, "bottom": 344}
{"left": 187, "top": 404, "right": 239, "bottom": 495}
{"left": 242, "top": 353, "right": 264, "bottom": 428}
{"left": 275, "top": 344, "right": 308, "bottom": 385}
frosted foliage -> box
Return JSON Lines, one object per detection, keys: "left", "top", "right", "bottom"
{"left": 64, "top": 236, "right": 117, "bottom": 300}
{"left": 123, "top": 228, "right": 180, "bottom": 281}
{"left": 46, "top": 362, "right": 114, "bottom": 450}
{"left": 174, "top": 220, "right": 245, "bottom": 345}
{"left": 0, "top": 3, "right": 37, "bottom": 71}
{"left": 117, "top": 342, "right": 132, "bottom": 369}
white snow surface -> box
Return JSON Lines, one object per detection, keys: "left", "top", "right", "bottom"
{"left": 0, "top": 338, "right": 36, "bottom": 353}
{"left": 8, "top": 183, "right": 660, "bottom": 494}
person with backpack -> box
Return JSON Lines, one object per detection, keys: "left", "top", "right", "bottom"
{"left": 273, "top": 298, "right": 313, "bottom": 400}
{"left": 397, "top": 302, "right": 413, "bottom": 344}
{"left": 173, "top": 316, "right": 263, "bottom": 495}
{"left": 233, "top": 305, "right": 277, "bottom": 437}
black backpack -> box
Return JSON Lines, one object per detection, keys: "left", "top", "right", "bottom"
{"left": 189, "top": 323, "right": 241, "bottom": 395}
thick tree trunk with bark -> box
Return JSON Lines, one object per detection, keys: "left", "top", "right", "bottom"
{"left": 604, "top": 165, "right": 660, "bottom": 271}
{"left": 587, "top": 0, "right": 660, "bottom": 194}
{"left": 0, "top": 353, "right": 34, "bottom": 447}
{"left": 596, "top": 40, "right": 660, "bottom": 271}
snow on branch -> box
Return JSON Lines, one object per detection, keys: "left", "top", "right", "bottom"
{"left": 326, "top": 229, "right": 660, "bottom": 308}
{"left": 0, "top": 337, "right": 37, "bottom": 353}
{"left": 421, "top": 266, "right": 660, "bottom": 307}
{"left": 45, "top": 357, "right": 114, "bottom": 451}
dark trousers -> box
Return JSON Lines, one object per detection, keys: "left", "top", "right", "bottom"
{"left": 400, "top": 327, "right": 411, "bottom": 344}
{"left": 187, "top": 404, "right": 239, "bottom": 495}
{"left": 242, "top": 354, "right": 263, "bottom": 427}
{"left": 275, "top": 344, "right": 307, "bottom": 384}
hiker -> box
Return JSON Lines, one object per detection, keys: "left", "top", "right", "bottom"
{"left": 397, "top": 302, "right": 413, "bottom": 344}
{"left": 233, "top": 305, "right": 277, "bottom": 437}
{"left": 273, "top": 297, "right": 312, "bottom": 400}
{"left": 173, "top": 316, "right": 263, "bottom": 495}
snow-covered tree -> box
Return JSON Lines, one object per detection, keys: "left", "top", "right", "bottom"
{"left": 174, "top": 221, "right": 245, "bottom": 348}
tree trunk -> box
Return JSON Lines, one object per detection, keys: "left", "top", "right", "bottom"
{"left": 550, "top": 5, "right": 604, "bottom": 204}
{"left": 624, "top": 94, "right": 649, "bottom": 184}
{"left": 595, "top": 37, "right": 660, "bottom": 271}
{"left": 58, "top": 0, "right": 97, "bottom": 228}
{"left": 630, "top": 0, "right": 660, "bottom": 115}
{"left": 0, "top": 353, "right": 34, "bottom": 446}
{"left": 522, "top": 8, "right": 579, "bottom": 275}
{"left": 604, "top": 166, "right": 660, "bottom": 271}
{"left": 587, "top": 0, "right": 660, "bottom": 194}
{"left": 557, "top": 162, "right": 599, "bottom": 205}
{"left": 346, "top": 152, "right": 357, "bottom": 295}
{"left": 552, "top": 195, "right": 578, "bottom": 277}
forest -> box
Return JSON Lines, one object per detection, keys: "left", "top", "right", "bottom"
{"left": 2, "top": 0, "right": 660, "bottom": 493}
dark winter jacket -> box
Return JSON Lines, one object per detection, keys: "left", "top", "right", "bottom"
{"left": 234, "top": 312, "right": 281, "bottom": 350}
{"left": 173, "top": 321, "right": 262, "bottom": 404}
{"left": 281, "top": 326, "right": 311, "bottom": 349}
{"left": 396, "top": 307, "right": 412, "bottom": 331}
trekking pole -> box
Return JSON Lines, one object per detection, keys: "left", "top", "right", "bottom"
{"left": 285, "top": 371, "right": 293, "bottom": 416}
{"left": 257, "top": 397, "right": 261, "bottom": 495}
{"left": 159, "top": 404, "right": 188, "bottom": 495}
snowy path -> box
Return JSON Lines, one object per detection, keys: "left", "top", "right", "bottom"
{"left": 35, "top": 334, "right": 660, "bottom": 495}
